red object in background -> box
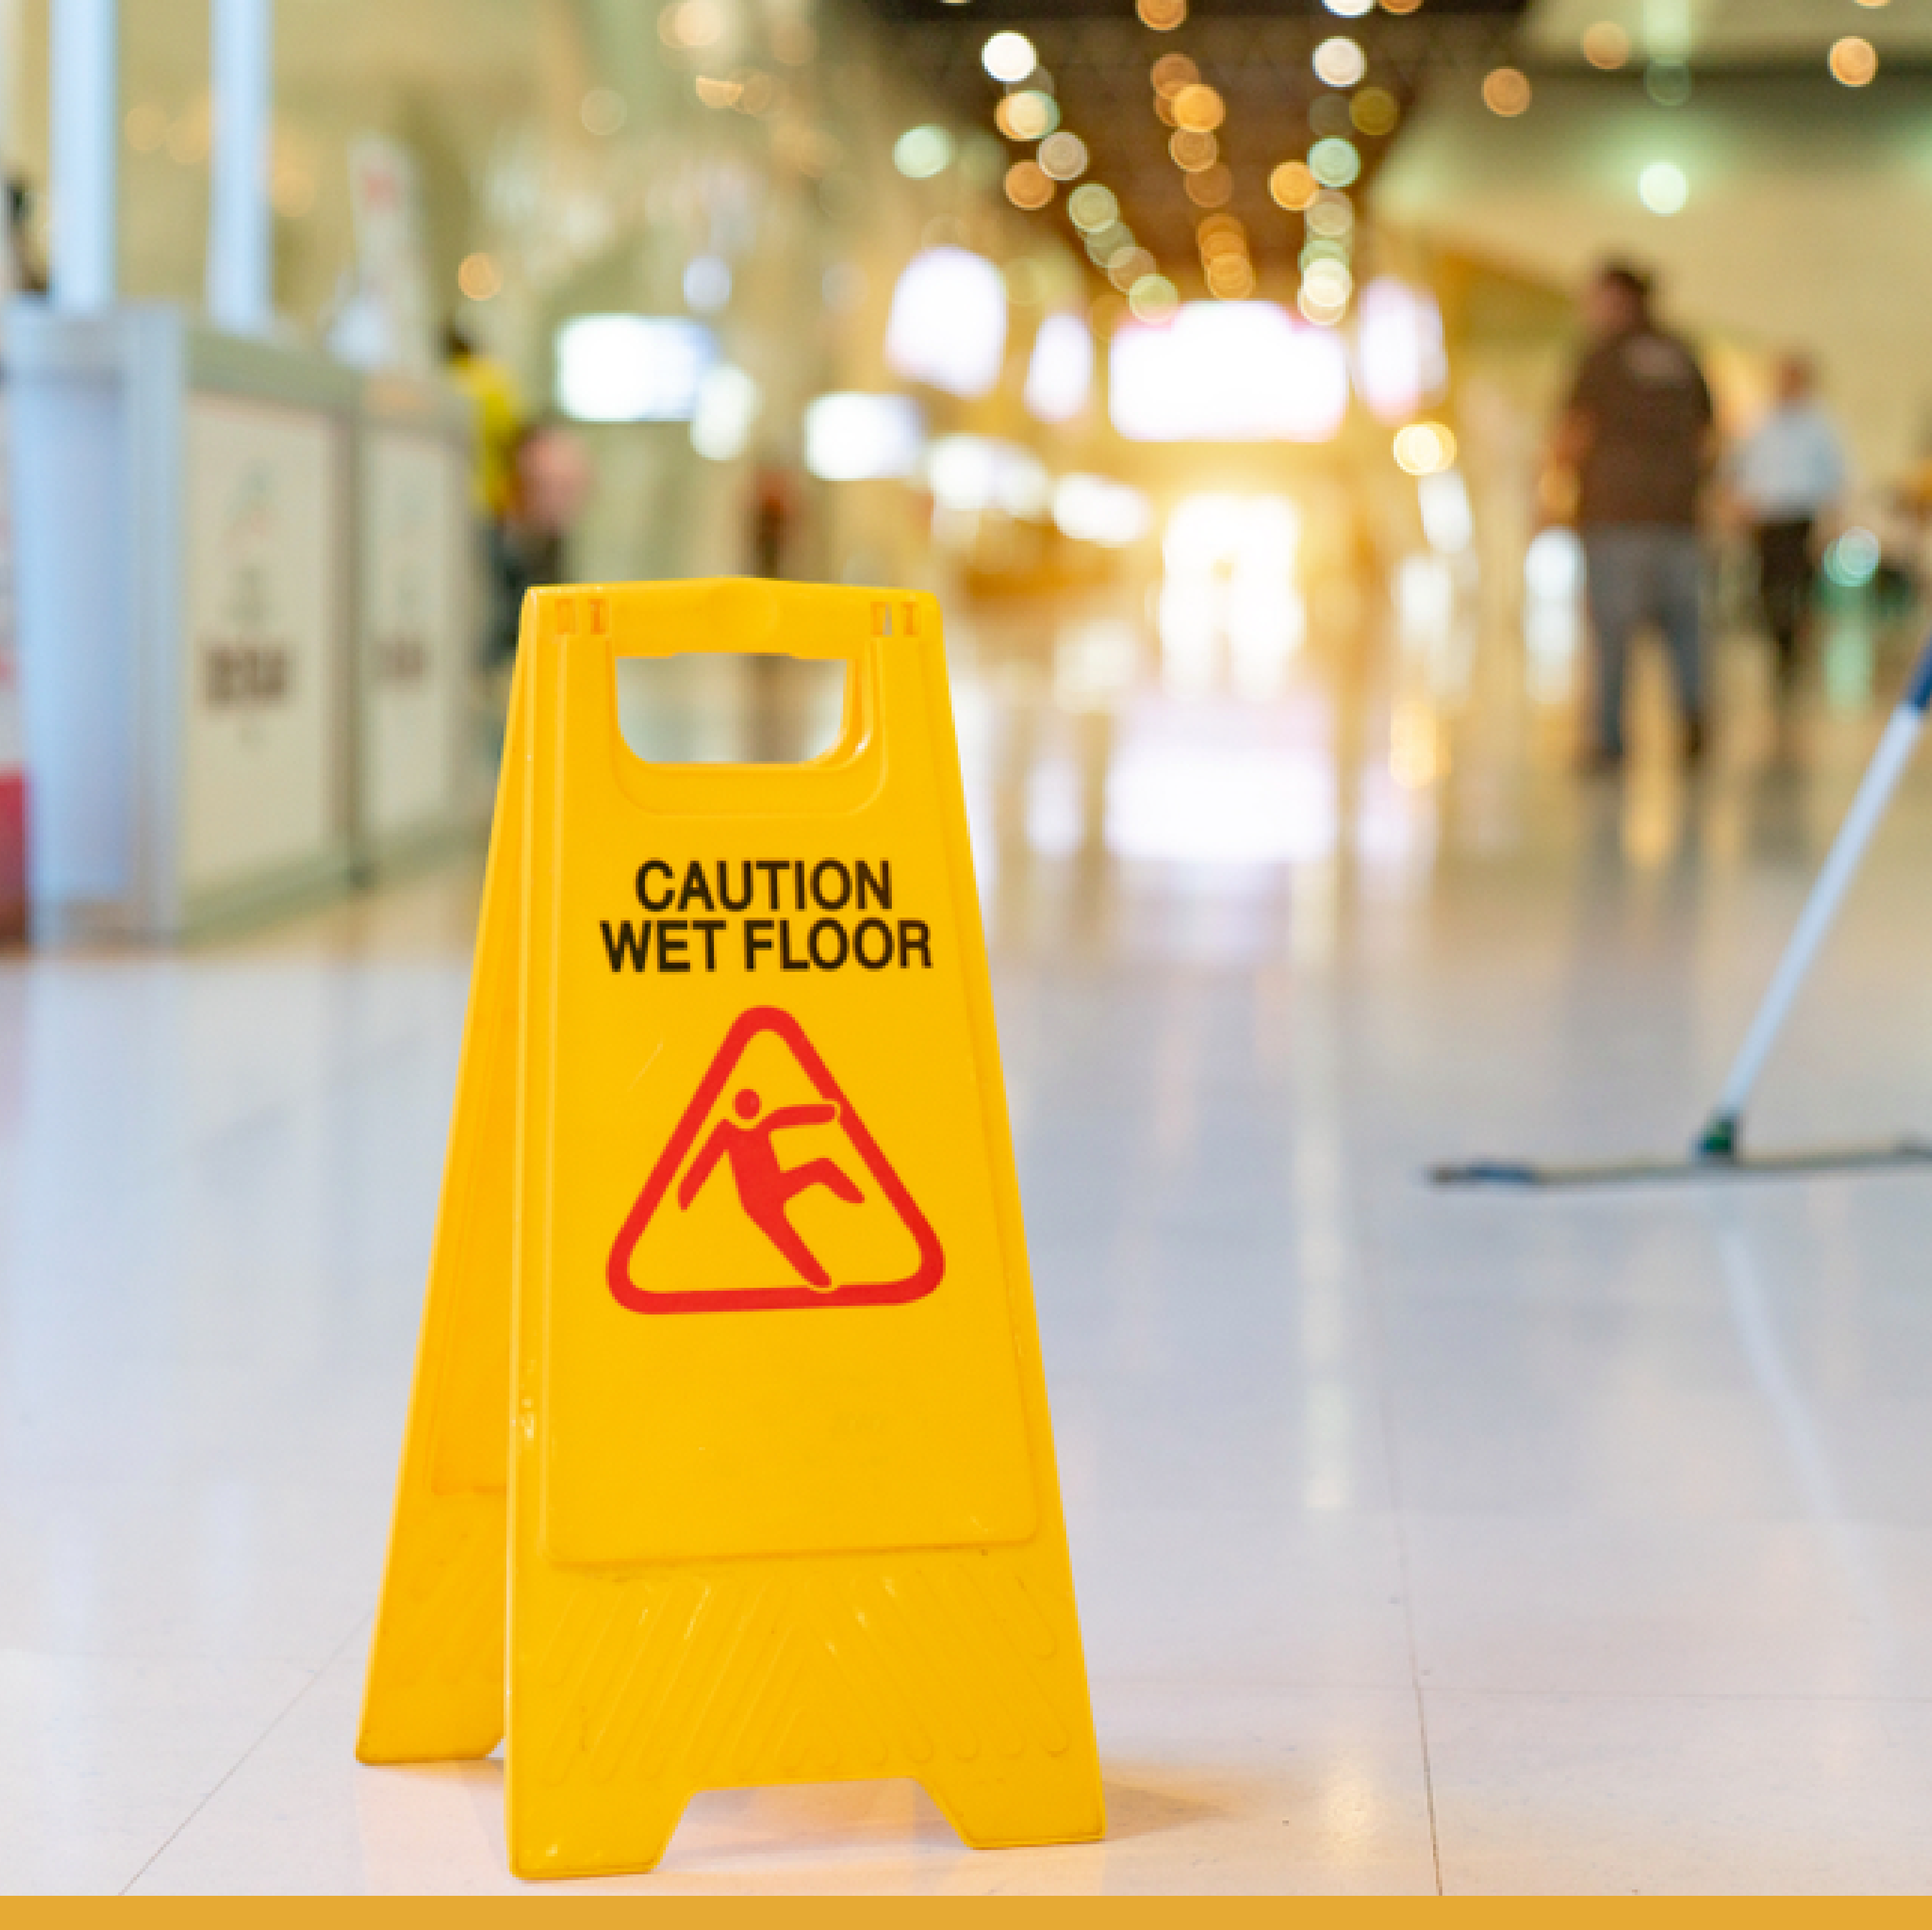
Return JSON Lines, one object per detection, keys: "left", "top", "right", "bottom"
{"left": 0, "top": 770, "right": 23, "bottom": 942}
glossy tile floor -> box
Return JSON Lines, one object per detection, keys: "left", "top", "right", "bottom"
{"left": 8, "top": 597, "right": 1932, "bottom": 1892}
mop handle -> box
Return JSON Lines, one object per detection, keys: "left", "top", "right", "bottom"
{"left": 1699, "top": 629, "right": 1932, "bottom": 1156}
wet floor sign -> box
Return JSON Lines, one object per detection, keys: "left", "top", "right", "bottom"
{"left": 356, "top": 580, "right": 1104, "bottom": 1880}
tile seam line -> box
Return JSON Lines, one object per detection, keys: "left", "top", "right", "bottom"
{"left": 1357, "top": 1217, "right": 1443, "bottom": 1895}
{"left": 116, "top": 1614, "right": 370, "bottom": 1895}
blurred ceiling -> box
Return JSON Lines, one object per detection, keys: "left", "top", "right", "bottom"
{"left": 857, "top": 1, "right": 1534, "bottom": 292}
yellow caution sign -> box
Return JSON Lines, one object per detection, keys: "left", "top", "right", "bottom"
{"left": 357, "top": 579, "right": 1104, "bottom": 1880}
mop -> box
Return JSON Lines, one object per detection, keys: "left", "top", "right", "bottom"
{"left": 1432, "top": 628, "right": 1932, "bottom": 1187}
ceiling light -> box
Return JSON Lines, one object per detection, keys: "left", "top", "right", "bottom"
{"left": 1351, "top": 86, "right": 1399, "bottom": 136}
{"left": 982, "top": 31, "right": 1037, "bottom": 85}
{"left": 1170, "top": 129, "right": 1218, "bottom": 171}
{"left": 1151, "top": 53, "right": 1199, "bottom": 98}
{"left": 1308, "top": 137, "right": 1361, "bottom": 188}
{"left": 1184, "top": 165, "right": 1233, "bottom": 208}
{"left": 893, "top": 125, "right": 954, "bottom": 179}
{"left": 1038, "top": 132, "right": 1089, "bottom": 181}
{"left": 995, "top": 91, "right": 1058, "bottom": 141}
{"left": 1067, "top": 183, "right": 1119, "bottom": 231}
{"left": 1830, "top": 37, "right": 1878, "bottom": 86}
{"left": 1638, "top": 161, "right": 1687, "bottom": 213}
{"left": 1005, "top": 161, "right": 1055, "bottom": 209}
{"left": 1172, "top": 84, "right": 1226, "bottom": 132}
{"left": 1270, "top": 161, "right": 1317, "bottom": 210}
{"left": 1482, "top": 68, "right": 1532, "bottom": 116}
{"left": 1582, "top": 22, "right": 1630, "bottom": 69}
{"left": 804, "top": 392, "right": 924, "bottom": 482}
{"left": 1393, "top": 422, "right": 1456, "bottom": 476}
{"left": 1313, "top": 38, "right": 1367, "bottom": 89}
{"left": 1126, "top": 275, "right": 1180, "bottom": 324}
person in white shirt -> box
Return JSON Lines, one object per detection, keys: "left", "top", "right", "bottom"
{"left": 1727, "top": 355, "right": 1847, "bottom": 699}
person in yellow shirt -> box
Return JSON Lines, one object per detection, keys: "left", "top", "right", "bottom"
{"left": 444, "top": 322, "right": 526, "bottom": 662}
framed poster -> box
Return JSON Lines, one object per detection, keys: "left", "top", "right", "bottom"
{"left": 180, "top": 394, "right": 347, "bottom": 892}
{"left": 359, "top": 427, "right": 465, "bottom": 840}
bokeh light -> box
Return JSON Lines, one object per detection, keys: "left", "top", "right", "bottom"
{"left": 1068, "top": 183, "right": 1120, "bottom": 232}
{"left": 893, "top": 125, "right": 954, "bottom": 179}
{"left": 1583, "top": 22, "right": 1630, "bottom": 68}
{"left": 1351, "top": 87, "right": 1399, "bottom": 136}
{"left": 1313, "top": 38, "right": 1368, "bottom": 89}
{"left": 1170, "top": 129, "right": 1219, "bottom": 172}
{"left": 982, "top": 31, "right": 1037, "bottom": 85}
{"left": 1306, "top": 191, "right": 1353, "bottom": 238}
{"left": 1482, "top": 68, "right": 1532, "bottom": 116}
{"left": 995, "top": 91, "right": 1058, "bottom": 141}
{"left": 1646, "top": 60, "right": 1692, "bottom": 106}
{"left": 1005, "top": 159, "right": 1055, "bottom": 210}
{"left": 1393, "top": 421, "right": 1457, "bottom": 476}
{"left": 1638, "top": 160, "right": 1688, "bottom": 213}
{"left": 1270, "top": 160, "right": 1318, "bottom": 210}
{"left": 1825, "top": 527, "right": 1882, "bottom": 587}
{"left": 1830, "top": 37, "right": 1878, "bottom": 86}
{"left": 1038, "top": 133, "right": 1089, "bottom": 181}
{"left": 580, "top": 88, "right": 627, "bottom": 136}
{"left": 1184, "top": 164, "right": 1234, "bottom": 207}
{"left": 1308, "top": 137, "right": 1361, "bottom": 188}
{"left": 1136, "top": 0, "right": 1187, "bottom": 27}
{"left": 1127, "top": 274, "right": 1180, "bottom": 325}
{"left": 1172, "top": 84, "right": 1226, "bottom": 132}
{"left": 1151, "top": 53, "right": 1199, "bottom": 98}
{"left": 457, "top": 252, "right": 501, "bottom": 301}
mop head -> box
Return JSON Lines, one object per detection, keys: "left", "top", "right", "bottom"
{"left": 1430, "top": 1139, "right": 1932, "bottom": 1188}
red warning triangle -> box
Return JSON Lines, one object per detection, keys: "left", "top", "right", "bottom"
{"left": 607, "top": 1007, "right": 945, "bottom": 1314}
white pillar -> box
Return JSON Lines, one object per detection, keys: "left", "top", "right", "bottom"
{"left": 206, "top": 0, "right": 272, "bottom": 334}
{"left": 49, "top": 0, "right": 116, "bottom": 311}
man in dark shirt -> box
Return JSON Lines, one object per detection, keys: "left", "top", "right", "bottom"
{"left": 1555, "top": 263, "right": 1715, "bottom": 766}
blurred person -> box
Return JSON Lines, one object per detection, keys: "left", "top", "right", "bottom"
{"left": 443, "top": 321, "right": 526, "bottom": 663}
{"left": 1726, "top": 354, "right": 1846, "bottom": 702}
{"left": 6, "top": 177, "right": 45, "bottom": 293}
{"left": 1554, "top": 262, "right": 1715, "bottom": 769}
{"left": 501, "top": 419, "right": 592, "bottom": 647}
{"left": 748, "top": 462, "right": 800, "bottom": 581}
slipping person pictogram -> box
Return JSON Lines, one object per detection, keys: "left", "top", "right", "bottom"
{"left": 607, "top": 1005, "right": 944, "bottom": 1314}
{"left": 676, "top": 1087, "right": 862, "bottom": 1287}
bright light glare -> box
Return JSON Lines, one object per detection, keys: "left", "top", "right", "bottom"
{"left": 1024, "top": 312, "right": 1095, "bottom": 423}
{"left": 894, "top": 125, "right": 954, "bottom": 178}
{"left": 803, "top": 392, "right": 924, "bottom": 482}
{"left": 1417, "top": 470, "right": 1472, "bottom": 554}
{"left": 885, "top": 247, "right": 1009, "bottom": 398}
{"left": 982, "top": 31, "right": 1037, "bottom": 83}
{"left": 1160, "top": 493, "right": 1304, "bottom": 699}
{"left": 1053, "top": 474, "right": 1151, "bottom": 545}
{"left": 925, "top": 435, "right": 1050, "bottom": 518}
{"left": 1393, "top": 421, "right": 1457, "bottom": 475}
{"left": 1324, "top": 0, "right": 1373, "bottom": 14}
{"left": 689, "top": 365, "right": 760, "bottom": 461}
{"left": 1524, "top": 528, "right": 1584, "bottom": 700}
{"left": 1639, "top": 161, "right": 1688, "bottom": 213}
{"left": 1357, "top": 277, "right": 1447, "bottom": 423}
{"left": 1110, "top": 301, "right": 1350, "bottom": 442}
{"left": 555, "top": 315, "right": 714, "bottom": 422}
{"left": 1108, "top": 741, "right": 1332, "bottom": 864}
